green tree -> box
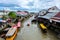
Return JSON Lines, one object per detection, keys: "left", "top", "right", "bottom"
{"left": 8, "top": 11, "right": 16, "bottom": 19}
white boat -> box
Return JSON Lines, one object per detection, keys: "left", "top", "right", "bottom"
{"left": 6, "top": 27, "right": 17, "bottom": 37}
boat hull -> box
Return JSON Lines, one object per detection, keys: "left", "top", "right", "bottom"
{"left": 40, "top": 23, "right": 47, "bottom": 32}
{"left": 6, "top": 29, "right": 18, "bottom": 40}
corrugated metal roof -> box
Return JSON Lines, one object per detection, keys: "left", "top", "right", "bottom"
{"left": 38, "top": 12, "right": 57, "bottom": 19}
{"left": 50, "top": 12, "right": 60, "bottom": 22}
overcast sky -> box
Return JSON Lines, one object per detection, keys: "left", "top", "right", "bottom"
{"left": 0, "top": 0, "right": 60, "bottom": 12}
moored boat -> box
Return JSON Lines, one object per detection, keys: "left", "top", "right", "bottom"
{"left": 6, "top": 27, "right": 18, "bottom": 40}
{"left": 6, "top": 21, "right": 21, "bottom": 40}
{"left": 40, "top": 23, "right": 47, "bottom": 32}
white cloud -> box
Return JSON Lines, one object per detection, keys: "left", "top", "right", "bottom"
{"left": 16, "top": 0, "right": 34, "bottom": 9}
{"left": 0, "top": 0, "right": 60, "bottom": 11}
{"left": 54, "top": 0, "right": 60, "bottom": 8}
{"left": 0, "top": 7, "right": 11, "bottom": 11}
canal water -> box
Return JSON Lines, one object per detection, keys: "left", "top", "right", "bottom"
{"left": 15, "top": 15, "right": 59, "bottom": 40}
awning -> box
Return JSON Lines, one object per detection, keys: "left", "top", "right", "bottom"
{"left": 50, "top": 12, "right": 60, "bottom": 22}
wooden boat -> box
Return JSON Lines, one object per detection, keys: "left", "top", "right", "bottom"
{"left": 6, "top": 27, "right": 17, "bottom": 36}
{"left": 6, "top": 27, "right": 18, "bottom": 40}
{"left": 6, "top": 21, "right": 21, "bottom": 40}
{"left": 0, "top": 31, "right": 7, "bottom": 38}
{"left": 40, "top": 23, "right": 47, "bottom": 32}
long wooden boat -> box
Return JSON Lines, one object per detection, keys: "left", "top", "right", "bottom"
{"left": 6, "top": 27, "right": 18, "bottom": 40}
{"left": 40, "top": 23, "right": 47, "bottom": 32}
{"left": 6, "top": 21, "right": 21, "bottom": 40}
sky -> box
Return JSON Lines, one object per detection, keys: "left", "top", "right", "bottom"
{"left": 0, "top": 0, "right": 60, "bottom": 12}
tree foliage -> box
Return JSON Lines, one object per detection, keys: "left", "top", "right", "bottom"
{"left": 8, "top": 11, "right": 16, "bottom": 19}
